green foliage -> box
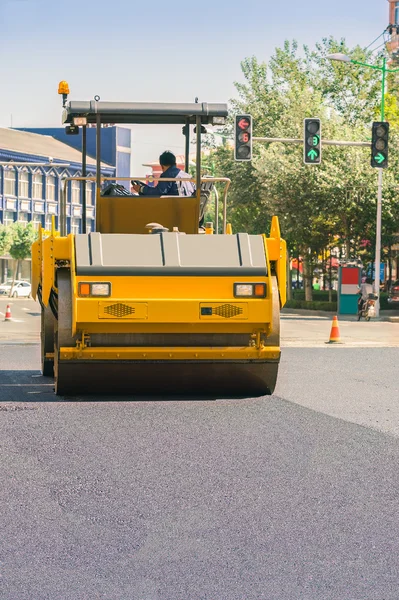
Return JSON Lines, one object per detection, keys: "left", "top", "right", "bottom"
{"left": 285, "top": 299, "right": 337, "bottom": 311}
{"left": 209, "top": 36, "right": 399, "bottom": 299}
{"left": 0, "top": 224, "right": 13, "bottom": 256}
{"left": 293, "top": 290, "right": 337, "bottom": 302}
{"left": 9, "top": 223, "right": 38, "bottom": 261}
{"left": 286, "top": 294, "right": 398, "bottom": 311}
{"left": 380, "top": 292, "right": 399, "bottom": 310}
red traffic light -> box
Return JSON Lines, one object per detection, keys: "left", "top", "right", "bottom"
{"left": 235, "top": 114, "right": 252, "bottom": 161}
{"left": 238, "top": 131, "right": 250, "bottom": 143}
{"left": 237, "top": 117, "right": 250, "bottom": 130}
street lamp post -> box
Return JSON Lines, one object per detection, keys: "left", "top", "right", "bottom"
{"left": 326, "top": 53, "right": 399, "bottom": 317}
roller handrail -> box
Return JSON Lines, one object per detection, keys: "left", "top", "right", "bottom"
{"left": 60, "top": 176, "right": 231, "bottom": 236}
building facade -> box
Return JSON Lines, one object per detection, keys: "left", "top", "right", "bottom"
{"left": 19, "top": 126, "right": 131, "bottom": 186}
{"left": 0, "top": 128, "right": 115, "bottom": 282}
{"left": 388, "top": 0, "right": 399, "bottom": 54}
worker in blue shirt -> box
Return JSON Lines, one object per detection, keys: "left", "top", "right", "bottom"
{"left": 131, "top": 151, "right": 195, "bottom": 197}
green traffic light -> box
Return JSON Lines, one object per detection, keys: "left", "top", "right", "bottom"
{"left": 307, "top": 149, "right": 319, "bottom": 160}
{"left": 374, "top": 153, "right": 385, "bottom": 164}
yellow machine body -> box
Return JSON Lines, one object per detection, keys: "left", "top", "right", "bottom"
{"left": 32, "top": 97, "right": 286, "bottom": 397}
{"left": 96, "top": 191, "right": 200, "bottom": 234}
{"left": 32, "top": 214, "right": 286, "bottom": 396}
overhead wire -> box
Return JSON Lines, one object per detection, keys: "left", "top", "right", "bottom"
{"left": 364, "top": 31, "right": 386, "bottom": 51}
{"left": 370, "top": 36, "right": 389, "bottom": 55}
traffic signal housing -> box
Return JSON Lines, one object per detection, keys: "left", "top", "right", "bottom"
{"left": 234, "top": 115, "right": 252, "bottom": 161}
{"left": 303, "top": 118, "right": 321, "bottom": 165}
{"left": 371, "top": 122, "right": 389, "bottom": 168}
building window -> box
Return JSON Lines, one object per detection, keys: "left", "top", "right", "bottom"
{"left": 86, "top": 221, "right": 93, "bottom": 234}
{"left": 18, "top": 212, "right": 29, "bottom": 224}
{"left": 32, "top": 214, "right": 43, "bottom": 230}
{"left": 86, "top": 182, "right": 93, "bottom": 205}
{"left": 395, "top": 1, "right": 399, "bottom": 24}
{"left": 46, "top": 175, "right": 56, "bottom": 201}
{"left": 3, "top": 210, "right": 15, "bottom": 226}
{"left": 33, "top": 173, "right": 43, "bottom": 199}
{"left": 71, "top": 217, "right": 80, "bottom": 234}
{"left": 19, "top": 170, "right": 29, "bottom": 198}
{"left": 4, "top": 169, "right": 16, "bottom": 196}
{"left": 45, "top": 215, "right": 54, "bottom": 231}
{"left": 71, "top": 180, "right": 81, "bottom": 204}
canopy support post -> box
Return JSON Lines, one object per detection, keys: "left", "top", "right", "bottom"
{"left": 184, "top": 118, "right": 190, "bottom": 173}
{"left": 96, "top": 113, "right": 101, "bottom": 194}
{"left": 196, "top": 115, "right": 201, "bottom": 194}
{"left": 81, "top": 125, "right": 87, "bottom": 234}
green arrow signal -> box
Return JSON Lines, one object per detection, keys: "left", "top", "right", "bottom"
{"left": 307, "top": 149, "right": 318, "bottom": 160}
{"left": 374, "top": 152, "right": 385, "bottom": 164}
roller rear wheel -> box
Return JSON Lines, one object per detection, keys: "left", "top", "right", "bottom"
{"left": 41, "top": 304, "right": 55, "bottom": 377}
{"left": 54, "top": 269, "right": 77, "bottom": 395}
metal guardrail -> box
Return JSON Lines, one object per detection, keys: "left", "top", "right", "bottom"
{"left": 60, "top": 176, "right": 231, "bottom": 236}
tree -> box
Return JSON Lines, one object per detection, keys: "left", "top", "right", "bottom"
{"left": 0, "top": 224, "right": 13, "bottom": 258}
{"left": 209, "top": 37, "right": 399, "bottom": 300}
{"left": 8, "top": 223, "right": 37, "bottom": 297}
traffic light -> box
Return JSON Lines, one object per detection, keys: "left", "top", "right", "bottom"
{"left": 303, "top": 118, "right": 321, "bottom": 165}
{"left": 234, "top": 115, "right": 252, "bottom": 161}
{"left": 371, "top": 122, "right": 389, "bottom": 168}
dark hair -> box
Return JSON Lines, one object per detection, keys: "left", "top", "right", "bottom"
{"left": 159, "top": 151, "right": 176, "bottom": 167}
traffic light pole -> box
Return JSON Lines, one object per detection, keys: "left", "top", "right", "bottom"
{"left": 373, "top": 58, "right": 386, "bottom": 317}
{"left": 375, "top": 168, "right": 383, "bottom": 312}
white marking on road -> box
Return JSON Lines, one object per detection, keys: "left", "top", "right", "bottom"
{"left": 0, "top": 383, "right": 54, "bottom": 387}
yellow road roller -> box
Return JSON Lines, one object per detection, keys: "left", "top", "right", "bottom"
{"left": 31, "top": 89, "right": 286, "bottom": 396}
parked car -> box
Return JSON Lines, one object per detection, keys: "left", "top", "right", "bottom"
{"left": 388, "top": 280, "right": 399, "bottom": 306}
{"left": 0, "top": 280, "right": 32, "bottom": 298}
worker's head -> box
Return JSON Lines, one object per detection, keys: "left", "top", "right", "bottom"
{"left": 159, "top": 151, "right": 176, "bottom": 172}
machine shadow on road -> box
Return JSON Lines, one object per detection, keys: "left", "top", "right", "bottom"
{"left": 0, "top": 370, "right": 56, "bottom": 402}
{"left": 0, "top": 369, "right": 260, "bottom": 403}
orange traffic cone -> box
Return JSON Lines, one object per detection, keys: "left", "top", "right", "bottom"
{"left": 4, "top": 304, "right": 12, "bottom": 322}
{"left": 325, "top": 315, "right": 342, "bottom": 344}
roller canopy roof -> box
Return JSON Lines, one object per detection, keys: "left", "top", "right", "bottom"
{"left": 62, "top": 101, "right": 228, "bottom": 125}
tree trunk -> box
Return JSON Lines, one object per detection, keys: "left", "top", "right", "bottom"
{"left": 388, "top": 247, "right": 392, "bottom": 290}
{"left": 9, "top": 259, "right": 19, "bottom": 298}
{"left": 286, "top": 251, "right": 292, "bottom": 300}
{"left": 303, "top": 251, "right": 313, "bottom": 302}
{"left": 345, "top": 238, "right": 351, "bottom": 260}
{"left": 296, "top": 252, "right": 300, "bottom": 290}
{"left": 322, "top": 249, "right": 327, "bottom": 290}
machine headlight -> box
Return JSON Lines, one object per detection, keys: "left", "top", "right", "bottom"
{"left": 78, "top": 282, "right": 111, "bottom": 297}
{"left": 234, "top": 283, "right": 266, "bottom": 298}
{"left": 91, "top": 283, "right": 111, "bottom": 296}
{"left": 234, "top": 284, "right": 253, "bottom": 296}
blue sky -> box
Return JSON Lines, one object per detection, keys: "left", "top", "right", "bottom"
{"left": 0, "top": 0, "right": 389, "bottom": 172}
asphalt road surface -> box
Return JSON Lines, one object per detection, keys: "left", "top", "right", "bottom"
{"left": 1, "top": 341, "right": 399, "bottom": 600}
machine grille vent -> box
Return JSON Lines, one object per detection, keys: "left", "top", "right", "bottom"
{"left": 104, "top": 303, "right": 136, "bottom": 318}
{"left": 213, "top": 304, "right": 243, "bottom": 318}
